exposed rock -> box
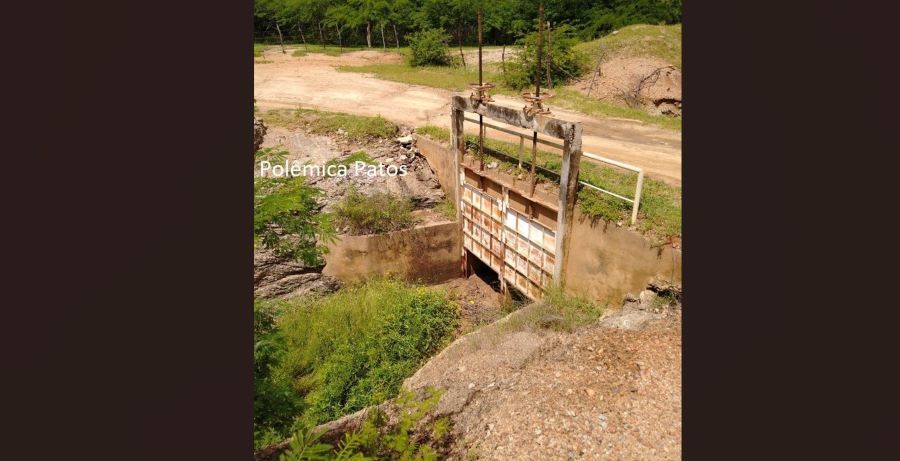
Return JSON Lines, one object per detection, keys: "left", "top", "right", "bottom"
{"left": 253, "top": 250, "right": 340, "bottom": 299}
{"left": 638, "top": 289, "right": 657, "bottom": 305}
{"left": 396, "top": 134, "right": 414, "bottom": 145}
{"left": 253, "top": 117, "right": 267, "bottom": 152}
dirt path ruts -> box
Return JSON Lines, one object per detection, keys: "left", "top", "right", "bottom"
{"left": 254, "top": 49, "right": 682, "bottom": 185}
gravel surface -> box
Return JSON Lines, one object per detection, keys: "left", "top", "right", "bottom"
{"left": 404, "top": 293, "right": 682, "bottom": 460}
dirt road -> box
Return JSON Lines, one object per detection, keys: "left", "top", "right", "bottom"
{"left": 254, "top": 49, "right": 682, "bottom": 184}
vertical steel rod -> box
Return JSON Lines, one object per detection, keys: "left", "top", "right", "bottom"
{"left": 478, "top": 10, "right": 485, "bottom": 171}
{"left": 529, "top": 3, "right": 545, "bottom": 196}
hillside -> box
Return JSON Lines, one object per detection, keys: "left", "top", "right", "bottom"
{"left": 576, "top": 24, "right": 682, "bottom": 69}
{"left": 570, "top": 24, "right": 682, "bottom": 117}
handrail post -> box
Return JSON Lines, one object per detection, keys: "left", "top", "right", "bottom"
{"left": 631, "top": 170, "right": 644, "bottom": 225}
{"left": 518, "top": 135, "right": 524, "bottom": 169}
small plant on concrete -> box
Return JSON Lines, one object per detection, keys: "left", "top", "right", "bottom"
{"left": 434, "top": 198, "right": 456, "bottom": 221}
{"left": 406, "top": 29, "right": 452, "bottom": 67}
{"left": 333, "top": 187, "right": 416, "bottom": 235}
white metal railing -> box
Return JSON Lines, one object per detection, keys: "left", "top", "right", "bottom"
{"left": 463, "top": 116, "right": 645, "bottom": 225}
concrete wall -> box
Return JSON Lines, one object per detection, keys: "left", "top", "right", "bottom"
{"left": 416, "top": 135, "right": 457, "bottom": 200}
{"left": 413, "top": 134, "right": 680, "bottom": 304}
{"left": 564, "top": 209, "right": 682, "bottom": 304}
{"left": 323, "top": 221, "right": 461, "bottom": 284}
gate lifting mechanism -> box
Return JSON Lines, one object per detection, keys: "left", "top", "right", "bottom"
{"left": 469, "top": 9, "right": 493, "bottom": 172}
{"left": 460, "top": 2, "right": 574, "bottom": 301}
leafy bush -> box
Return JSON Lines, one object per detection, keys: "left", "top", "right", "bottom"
{"left": 502, "top": 25, "right": 587, "bottom": 91}
{"left": 273, "top": 279, "right": 458, "bottom": 426}
{"left": 406, "top": 29, "right": 452, "bottom": 67}
{"left": 254, "top": 176, "right": 335, "bottom": 263}
{"left": 333, "top": 187, "right": 416, "bottom": 235}
{"left": 280, "top": 387, "right": 445, "bottom": 461}
{"left": 254, "top": 301, "right": 303, "bottom": 449}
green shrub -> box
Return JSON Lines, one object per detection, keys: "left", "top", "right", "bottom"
{"left": 502, "top": 25, "right": 587, "bottom": 91}
{"left": 333, "top": 187, "right": 415, "bottom": 235}
{"left": 274, "top": 279, "right": 458, "bottom": 426}
{"left": 280, "top": 387, "right": 445, "bottom": 460}
{"left": 406, "top": 29, "right": 452, "bottom": 67}
{"left": 254, "top": 176, "right": 335, "bottom": 263}
{"left": 254, "top": 301, "right": 304, "bottom": 449}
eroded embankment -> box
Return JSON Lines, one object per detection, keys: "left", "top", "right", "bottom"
{"left": 254, "top": 121, "right": 450, "bottom": 299}
{"left": 256, "top": 280, "right": 681, "bottom": 461}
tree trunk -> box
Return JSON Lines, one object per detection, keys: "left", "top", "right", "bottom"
{"left": 318, "top": 21, "right": 326, "bottom": 49}
{"left": 275, "top": 22, "right": 286, "bottom": 54}
{"left": 393, "top": 23, "right": 400, "bottom": 48}
{"left": 381, "top": 24, "right": 386, "bottom": 49}
{"left": 366, "top": 22, "right": 372, "bottom": 48}
{"left": 457, "top": 25, "right": 466, "bottom": 68}
{"left": 501, "top": 44, "right": 506, "bottom": 74}
{"left": 336, "top": 26, "right": 343, "bottom": 52}
{"left": 298, "top": 24, "right": 308, "bottom": 50}
{"left": 546, "top": 21, "right": 553, "bottom": 90}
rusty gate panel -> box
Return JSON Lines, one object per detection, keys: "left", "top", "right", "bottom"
{"left": 460, "top": 178, "right": 557, "bottom": 301}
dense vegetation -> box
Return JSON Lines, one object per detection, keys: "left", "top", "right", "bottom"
{"left": 254, "top": 280, "right": 459, "bottom": 449}
{"left": 254, "top": 152, "right": 336, "bottom": 263}
{"left": 406, "top": 28, "right": 452, "bottom": 66}
{"left": 280, "top": 387, "right": 448, "bottom": 460}
{"left": 254, "top": 0, "right": 681, "bottom": 49}
{"left": 502, "top": 24, "right": 587, "bottom": 90}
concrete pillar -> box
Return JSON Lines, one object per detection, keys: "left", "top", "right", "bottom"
{"left": 452, "top": 107, "right": 466, "bottom": 276}
{"left": 553, "top": 123, "right": 583, "bottom": 287}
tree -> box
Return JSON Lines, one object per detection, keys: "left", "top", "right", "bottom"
{"left": 253, "top": 164, "right": 335, "bottom": 265}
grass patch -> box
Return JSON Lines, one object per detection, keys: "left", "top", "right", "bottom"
{"left": 293, "top": 45, "right": 370, "bottom": 56}
{"left": 333, "top": 187, "right": 416, "bottom": 235}
{"left": 291, "top": 49, "right": 306, "bottom": 57}
{"left": 575, "top": 24, "right": 682, "bottom": 69}
{"left": 324, "top": 150, "right": 375, "bottom": 170}
{"left": 551, "top": 88, "right": 681, "bottom": 131}
{"left": 339, "top": 62, "right": 509, "bottom": 93}
{"left": 434, "top": 198, "right": 456, "bottom": 221}
{"left": 505, "top": 287, "right": 603, "bottom": 333}
{"left": 254, "top": 43, "right": 267, "bottom": 57}
{"left": 269, "top": 279, "right": 458, "bottom": 427}
{"left": 261, "top": 108, "right": 398, "bottom": 142}
{"left": 415, "top": 125, "right": 451, "bottom": 143}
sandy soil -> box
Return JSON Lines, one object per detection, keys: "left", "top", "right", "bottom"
{"left": 255, "top": 48, "right": 682, "bottom": 185}
{"left": 570, "top": 56, "right": 682, "bottom": 116}
{"left": 401, "top": 288, "right": 682, "bottom": 460}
